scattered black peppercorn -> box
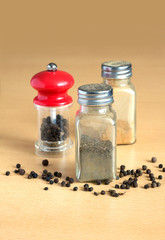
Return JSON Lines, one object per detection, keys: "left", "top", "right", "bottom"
{"left": 120, "top": 184, "right": 125, "bottom": 189}
{"left": 50, "top": 180, "right": 54, "bottom": 185}
{"left": 162, "top": 168, "right": 165, "bottom": 172}
{"left": 131, "top": 169, "right": 135, "bottom": 175}
{"left": 42, "top": 159, "right": 49, "bottom": 166}
{"left": 151, "top": 182, "right": 156, "bottom": 188}
{"left": 61, "top": 181, "right": 65, "bottom": 186}
{"left": 5, "top": 171, "right": 10, "bottom": 176}
{"left": 46, "top": 177, "right": 50, "bottom": 182}
{"left": 126, "top": 184, "right": 130, "bottom": 189}
{"left": 19, "top": 169, "right": 25, "bottom": 175}
{"left": 94, "top": 192, "right": 98, "bottom": 196}
{"left": 136, "top": 169, "right": 141, "bottom": 174}
{"left": 156, "top": 182, "right": 161, "bottom": 187}
{"left": 54, "top": 178, "right": 59, "bottom": 183}
{"left": 101, "top": 190, "right": 105, "bottom": 195}
{"left": 146, "top": 169, "right": 151, "bottom": 174}
{"left": 119, "top": 173, "right": 124, "bottom": 178}
{"left": 149, "top": 173, "right": 154, "bottom": 178}
{"left": 16, "top": 163, "right": 21, "bottom": 169}
{"left": 116, "top": 176, "right": 119, "bottom": 180}
{"left": 144, "top": 184, "right": 149, "bottom": 189}
{"left": 158, "top": 175, "right": 163, "bottom": 180}
{"left": 109, "top": 189, "right": 116, "bottom": 197}
{"left": 54, "top": 171, "right": 58, "bottom": 177}
{"left": 14, "top": 169, "right": 19, "bottom": 173}
{"left": 69, "top": 178, "right": 74, "bottom": 183}
{"left": 115, "top": 184, "right": 119, "bottom": 189}
{"left": 42, "top": 174, "right": 47, "bottom": 180}
{"left": 88, "top": 187, "right": 93, "bottom": 192}
{"left": 96, "top": 180, "right": 101, "bottom": 185}
{"left": 158, "top": 164, "right": 163, "bottom": 168}
{"left": 142, "top": 165, "right": 147, "bottom": 170}
{"left": 44, "top": 187, "right": 48, "bottom": 190}
{"left": 66, "top": 182, "right": 70, "bottom": 187}
{"left": 73, "top": 186, "right": 78, "bottom": 191}
{"left": 28, "top": 175, "right": 32, "bottom": 179}
{"left": 151, "top": 157, "right": 157, "bottom": 163}
{"left": 43, "top": 169, "right": 48, "bottom": 174}
{"left": 123, "top": 180, "right": 128, "bottom": 185}
{"left": 84, "top": 186, "right": 89, "bottom": 191}
{"left": 134, "top": 173, "right": 139, "bottom": 178}
{"left": 114, "top": 193, "right": 119, "bottom": 197}
{"left": 84, "top": 184, "right": 89, "bottom": 188}
{"left": 126, "top": 170, "right": 131, "bottom": 175}
{"left": 57, "top": 172, "right": 62, "bottom": 178}
{"left": 120, "top": 165, "right": 125, "bottom": 170}
{"left": 105, "top": 179, "right": 110, "bottom": 185}
{"left": 33, "top": 173, "right": 38, "bottom": 178}
{"left": 133, "top": 182, "right": 138, "bottom": 188}
{"left": 66, "top": 176, "right": 70, "bottom": 181}
{"left": 150, "top": 177, "right": 155, "bottom": 182}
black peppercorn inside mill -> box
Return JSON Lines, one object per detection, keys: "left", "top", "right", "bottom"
{"left": 40, "top": 115, "right": 69, "bottom": 142}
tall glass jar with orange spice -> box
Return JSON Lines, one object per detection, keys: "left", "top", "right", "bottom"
{"left": 102, "top": 61, "right": 136, "bottom": 145}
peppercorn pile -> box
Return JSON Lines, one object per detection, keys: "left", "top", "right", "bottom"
{"left": 4, "top": 157, "right": 165, "bottom": 197}
{"left": 41, "top": 115, "right": 69, "bottom": 142}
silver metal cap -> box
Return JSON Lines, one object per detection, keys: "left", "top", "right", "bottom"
{"left": 101, "top": 60, "right": 132, "bottom": 79}
{"left": 78, "top": 84, "right": 113, "bottom": 106}
{"left": 47, "top": 63, "right": 57, "bottom": 71}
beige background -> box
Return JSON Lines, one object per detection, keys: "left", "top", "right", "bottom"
{"left": 0, "top": 0, "right": 165, "bottom": 239}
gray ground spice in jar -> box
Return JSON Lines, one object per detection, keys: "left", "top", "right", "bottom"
{"left": 79, "top": 134, "right": 115, "bottom": 181}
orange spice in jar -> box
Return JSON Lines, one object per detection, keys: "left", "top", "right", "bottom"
{"left": 102, "top": 61, "right": 136, "bottom": 145}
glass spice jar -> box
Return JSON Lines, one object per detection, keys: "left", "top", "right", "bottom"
{"left": 75, "top": 84, "right": 117, "bottom": 182}
{"left": 30, "top": 63, "right": 74, "bottom": 154}
{"left": 102, "top": 61, "right": 136, "bottom": 145}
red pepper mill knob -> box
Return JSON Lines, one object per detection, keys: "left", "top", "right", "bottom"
{"left": 31, "top": 63, "right": 74, "bottom": 107}
{"left": 30, "top": 63, "right": 74, "bottom": 155}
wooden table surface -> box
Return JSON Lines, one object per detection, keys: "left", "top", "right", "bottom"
{"left": 1, "top": 1, "right": 165, "bottom": 239}
{"left": 1, "top": 53, "right": 165, "bottom": 240}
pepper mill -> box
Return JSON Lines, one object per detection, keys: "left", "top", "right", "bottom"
{"left": 30, "top": 63, "right": 74, "bottom": 154}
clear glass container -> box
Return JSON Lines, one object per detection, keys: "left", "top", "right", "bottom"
{"left": 102, "top": 61, "right": 136, "bottom": 145}
{"left": 35, "top": 104, "right": 72, "bottom": 152}
{"left": 75, "top": 84, "right": 116, "bottom": 182}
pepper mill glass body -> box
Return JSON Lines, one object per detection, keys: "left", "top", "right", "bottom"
{"left": 102, "top": 61, "right": 136, "bottom": 145}
{"left": 31, "top": 63, "right": 74, "bottom": 154}
{"left": 75, "top": 84, "right": 117, "bottom": 182}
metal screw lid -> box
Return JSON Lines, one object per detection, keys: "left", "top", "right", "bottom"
{"left": 101, "top": 60, "right": 132, "bottom": 79}
{"left": 78, "top": 84, "right": 113, "bottom": 106}
{"left": 47, "top": 63, "right": 57, "bottom": 71}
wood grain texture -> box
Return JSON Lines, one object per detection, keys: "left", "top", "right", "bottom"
{"left": 1, "top": 0, "right": 165, "bottom": 239}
